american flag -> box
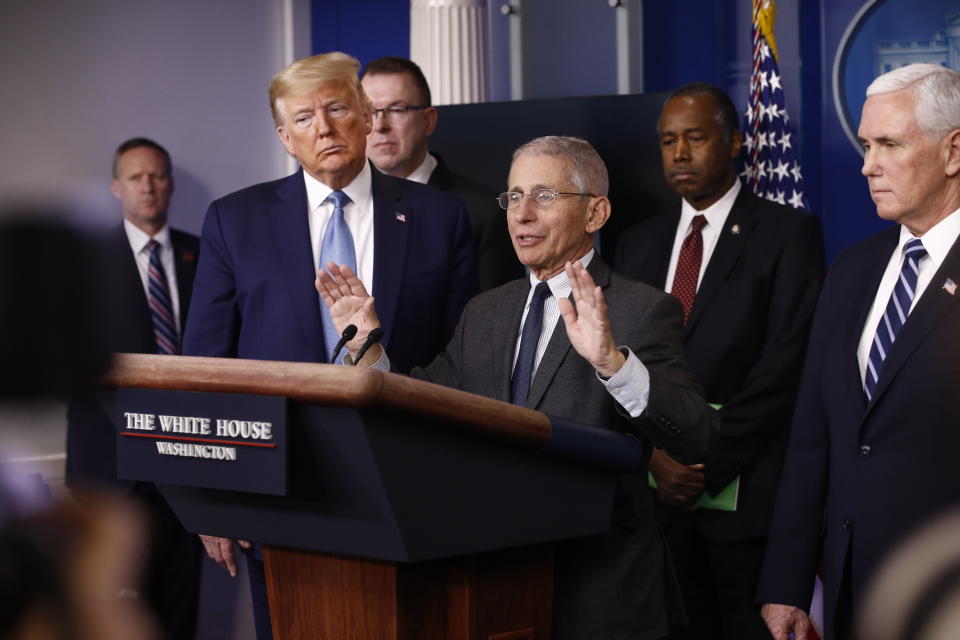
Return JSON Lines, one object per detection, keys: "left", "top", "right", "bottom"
{"left": 745, "top": 7, "right": 820, "bottom": 638}
{"left": 741, "top": 0, "right": 808, "bottom": 211}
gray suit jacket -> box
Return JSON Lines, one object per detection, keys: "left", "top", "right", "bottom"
{"left": 412, "top": 256, "right": 715, "bottom": 640}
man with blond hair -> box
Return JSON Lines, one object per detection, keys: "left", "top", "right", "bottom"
{"left": 183, "top": 51, "right": 477, "bottom": 640}
{"left": 317, "top": 135, "right": 718, "bottom": 639}
{"left": 757, "top": 64, "right": 960, "bottom": 640}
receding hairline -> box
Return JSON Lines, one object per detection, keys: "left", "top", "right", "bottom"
{"left": 511, "top": 136, "right": 609, "bottom": 197}
{"left": 112, "top": 137, "right": 172, "bottom": 179}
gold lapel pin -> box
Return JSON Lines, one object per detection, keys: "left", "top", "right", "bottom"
{"left": 730, "top": 224, "right": 741, "bottom": 235}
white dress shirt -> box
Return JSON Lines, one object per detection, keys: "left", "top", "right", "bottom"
{"left": 123, "top": 219, "right": 182, "bottom": 330}
{"left": 663, "top": 180, "right": 741, "bottom": 292}
{"left": 305, "top": 161, "right": 376, "bottom": 294}
{"left": 856, "top": 208, "right": 960, "bottom": 385}
{"left": 368, "top": 249, "right": 651, "bottom": 416}
{"left": 511, "top": 250, "right": 651, "bottom": 416}
{"left": 404, "top": 152, "right": 438, "bottom": 185}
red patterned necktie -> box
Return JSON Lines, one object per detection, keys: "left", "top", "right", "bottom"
{"left": 670, "top": 215, "right": 707, "bottom": 324}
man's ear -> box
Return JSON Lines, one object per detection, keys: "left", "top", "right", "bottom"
{"left": 423, "top": 107, "right": 438, "bottom": 137}
{"left": 110, "top": 179, "right": 121, "bottom": 200}
{"left": 585, "top": 196, "right": 611, "bottom": 234}
{"left": 276, "top": 126, "right": 295, "bottom": 157}
{"left": 945, "top": 128, "right": 960, "bottom": 178}
{"left": 730, "top": 129, "right": 743, "bottom": 160}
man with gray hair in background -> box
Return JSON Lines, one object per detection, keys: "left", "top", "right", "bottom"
{"left": 757, "top": 63, "right": 960, "bottom": 640}
{"left": 316, "top": 135, "right": 718, "bottom": 639}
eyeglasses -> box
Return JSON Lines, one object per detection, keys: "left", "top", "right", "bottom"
{"left": 497, "top": 189, "right": 596, "bottom": 210}
{"left": 370, "top": 105, "right": 428, "bottom": 120}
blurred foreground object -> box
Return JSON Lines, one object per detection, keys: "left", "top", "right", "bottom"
{"left": 0, "top": 208, "right": 111, "bottom": 398}
{"left": 859, "top": 508, "right": 960, "bottom": 640}
{"left": 0, "top": 466, "right": 160, "bottom": 640}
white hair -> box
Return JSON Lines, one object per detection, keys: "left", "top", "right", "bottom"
{"left": 866, "top": 63, "right": 960, "bottom": 141}
{"left": 512, "top": 136, "right": 609, "bottom": 196}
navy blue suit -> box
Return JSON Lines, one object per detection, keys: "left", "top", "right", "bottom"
{"left": 182, "top": 164, "right": 477, "bottom": 640}
{"left": 66, "top": 223, "right": 201, "bottom": 640}
{"left": 183, "top": 165, "right": 477, "bottom": 372}
{"left": 757, "top": 227, "right": 960, "bottom": 639}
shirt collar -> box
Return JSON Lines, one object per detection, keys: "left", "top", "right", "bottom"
{"left": 898, "top": 206, "right": 960, "bottom": 269}
{"left": 405, "top": 152, "right": 438, "bottom": 185}
{"left": 303, "top": 160, "right": 374, "bottom": 216}
{"left": 123, "top": 218, "right": 171, "bottom": 253}
{"left": 527, "top": 248, "right": 595, "bottom": 299}
{"left": 679, "top": 179, "right": 741, "bottom": 233}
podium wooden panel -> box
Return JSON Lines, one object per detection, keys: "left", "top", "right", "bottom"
{"left": 264, "top": 546, "right": 552, "bottom": 640}
{"left": 104, "top": 354, "right": 637, "bottom": 639}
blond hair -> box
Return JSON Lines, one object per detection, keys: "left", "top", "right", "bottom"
{"left": 269, "top": 51, "right": 370, "bottom": 124}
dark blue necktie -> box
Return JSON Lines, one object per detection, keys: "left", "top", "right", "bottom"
{"left": 511, "top": 281, "right": 551, "bottom": 406}
{"left": 318, "top": 190, "right": 356, "bottom": 362}
{"left": 864, "top": 238, "right": 927, "bottom": 400}
{"left": 146, "top": 239, "right": 178, "bottom": 355}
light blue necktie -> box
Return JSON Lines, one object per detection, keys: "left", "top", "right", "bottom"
{"left": 318, "top": 190, "right": 356, "bottom": 362}
{"left": 864, "top": 238, "right": 927, "bottom": 401}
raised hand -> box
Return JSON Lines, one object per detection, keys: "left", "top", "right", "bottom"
{"left": 315, "top": 263, "right": 381, "bottom": 356}
{"left": 557, "top": 261, "right": 626, "bottom": 378}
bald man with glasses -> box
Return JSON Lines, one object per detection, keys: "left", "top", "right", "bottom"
{"left": 362, "top": 56, "right": 522, "bottom": 289}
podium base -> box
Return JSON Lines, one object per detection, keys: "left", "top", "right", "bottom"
{"left": 264, "top": 544, "right": 553, "bottom": 640}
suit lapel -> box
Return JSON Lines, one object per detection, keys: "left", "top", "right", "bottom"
{"left": 866, "top": 233, "right": 960, "bottom": 413}
{"left": 171, "top": 232, "right": 198, "bottom": 334}
{"left": 685, "top": 190, "right": 757, "bottom": 335}
{"left": 526, "top": 258, "right": 611, "bottom": 409}
{"left": 268, "top": 171, "right": 325, "bottom": 357}
{"left": 111, "top": 225, "right": 155, "bottom": 350}
{"left": 494, "top": 279, "right": 530, "bottom": 403}
{"left": 370, "top": 167, "right": 410, "bottom": 349}
{"left": 841, "top": 232, "right": 898, "bottom": 414}
{"left": 426, "top": 152, "right": 455, "bottom": 191}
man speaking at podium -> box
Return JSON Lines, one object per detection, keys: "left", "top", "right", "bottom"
{"left": 182, "top": 51, "right": 478, "bottom": 640}
{"left": 317, "top": 136, "right": 718, "bottom": 639}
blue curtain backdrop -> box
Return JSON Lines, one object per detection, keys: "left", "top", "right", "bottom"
{"left": 309, "top": 0, "right": 954, "bottom": 263}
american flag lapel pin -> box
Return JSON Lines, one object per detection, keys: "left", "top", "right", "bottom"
{"left": 395, "top": 212, "right": 406, "bottom": 223}
{"left": 943, "top": 278, "right": 957, "bottom": 296}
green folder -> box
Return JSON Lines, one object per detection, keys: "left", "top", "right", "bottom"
{"left": 647, "top": 403, "right": 739, "bottom": 511}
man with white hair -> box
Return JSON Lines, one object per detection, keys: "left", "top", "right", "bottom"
{"left": 318, "top": 135, "right": 718, "bottom": 639}
{"left": 757, "top": 63, "right": 960, "bottom": 640}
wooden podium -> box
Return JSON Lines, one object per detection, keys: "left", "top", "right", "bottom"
{"left": 104, "top": 354, "right": 643, "bottom": 640}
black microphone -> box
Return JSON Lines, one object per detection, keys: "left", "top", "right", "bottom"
{"left": 352, "top": 327, "right": 384, "bottom": 366}
{"left": 329, "top": 324, "right": 358, "bottom": 364}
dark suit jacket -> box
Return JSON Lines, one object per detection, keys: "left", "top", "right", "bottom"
{"left": 411, "top": 257, "right": 717, "bottom": 640}
{"left": 66, "top": 224, "right": 199, "bottom": 489}
{"left": 615, "top": 188, "right": 824, "bottom": 540}
{"left": 428, "top": 152, "right": 523, "bottom": 291}
{"left": 757, "top": 227, "right": 960, "bottom": 640}
{"left": 182, "top": 164, "right": 478, "bottom": 373}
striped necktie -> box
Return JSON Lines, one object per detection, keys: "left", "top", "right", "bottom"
{"left": 146, "top": 239, "right": 178, "bottom": 355}
{"left": 319, "top": 190, "right": 357, "bottom": 362}
{"left": 864, "top": 238, "right": 927, "bottom": 400}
